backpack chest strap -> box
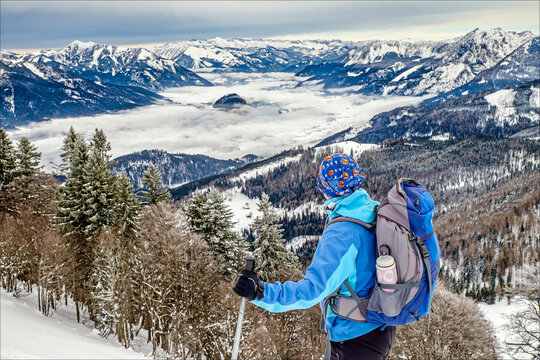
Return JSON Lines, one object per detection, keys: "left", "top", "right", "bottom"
{"left": 325, "top": 216, "right": 375, "bottom": 231}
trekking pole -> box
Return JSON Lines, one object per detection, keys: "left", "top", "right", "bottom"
{"left": 231, "top": 257, "right": 256, "bottom": 360}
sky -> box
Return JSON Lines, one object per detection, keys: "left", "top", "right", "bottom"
{"left": 1, "top": 1, "right": 539, "bottom": 51}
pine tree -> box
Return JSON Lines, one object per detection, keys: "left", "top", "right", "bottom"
{"left": 0, "top": 128, "right": 16, "bottom": 188}
{"left": 54, "top": 129, "right": 116, "bottom": 238}
{"left": 52, "top": 135, "right": 91, "bottom": 320}
{"left": 252, "top": 193, "right": 300, "bottom": 281}
{"left": 90, "top": 128, "right": 113, "bottom": 164}
{"left": 113, "top": 171, "right": 141, "bottom": 239}
{"left": 53, "top": 136, "right": 89, "bottom": 235}
{"left": 53, "top": 130, "right": 122, "bottom": 321}
{"left": 81, "top": 140, "right": 115, "bottom": 238}
{"left": 54, "top": 126, "right": 82, "bottom": 176}
{"left": 140, "top": 164, "right": 171, "bottom": 205}
{"left": 15, "top": 137, "right": 42, "bottom": 177}
{"left": 183, "top": 188, "right": 247, "bottom": 274}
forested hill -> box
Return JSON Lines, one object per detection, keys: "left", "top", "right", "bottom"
{"left": 172, "top": 137, "right": 540, "bottom": 303}
{"left": 317, "top": 80, "right": 539, "bottom": 146}
{"left": 112, "top": 149, "right": 259, "bottom": 189}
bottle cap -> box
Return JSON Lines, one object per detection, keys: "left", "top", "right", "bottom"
{"left": 376, "top": 255, "right": 395, "bottom": 268}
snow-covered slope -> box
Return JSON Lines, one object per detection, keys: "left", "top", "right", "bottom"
{"left": 478, "top": 299, "right": 530, "bottom": 360}
{"left": 0, "top": 288, "right": 148, "bottom": 359}
{"left": 151, "top": 38, "right": 350, "bottom": 72}
{"left": 427, "top": 36, "right": 540, "bottom": 104}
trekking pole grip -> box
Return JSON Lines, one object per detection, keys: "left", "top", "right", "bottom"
{"left": 244, "top": 257, "right": 256, "bottom": 273}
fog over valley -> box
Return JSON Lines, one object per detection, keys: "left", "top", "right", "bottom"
{"left": 8, "top": 72, "right": 427, "bottom": 171}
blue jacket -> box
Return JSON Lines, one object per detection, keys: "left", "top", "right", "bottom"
{"left": 251, "top": 189, "right": 382, "bottom": 342}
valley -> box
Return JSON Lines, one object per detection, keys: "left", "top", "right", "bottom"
{"left": 7, "top": 72, "right": 425, "bottom": 173}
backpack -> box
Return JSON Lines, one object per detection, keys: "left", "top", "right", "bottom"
{"left": 322, "top": 178, "right": 441, "bottom": 330}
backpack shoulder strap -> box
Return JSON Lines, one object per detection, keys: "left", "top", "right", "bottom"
{"left": 325, "top": 216, "right": 375, "bottom": 231}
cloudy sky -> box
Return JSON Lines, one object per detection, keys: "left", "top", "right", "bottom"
{"left": 2, "top": 1, "right": 539, "bottom": 51}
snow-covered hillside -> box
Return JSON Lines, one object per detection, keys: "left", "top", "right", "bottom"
{"left": 1, "top": 288, "right": 148, "bottom": 359}
{"left": 427, "top": 36, "right": 540, "bottom": 104}
{"left": 112, "top": 149, "right": 259, "bottom": 189}
{"left": 478, "top": 299, "right": 531, "bottom": 360}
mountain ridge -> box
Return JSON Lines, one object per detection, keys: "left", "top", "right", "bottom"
{"left": 1, "top": 56, "right": 163, "bottom": 129}
{"left": 20, "top": 40, "right": 213, "bottom": 90}
{"left": 112, "top": 149, "right": 261, "bottom": 189}
{"left": 296, "top": 29, "right": 535, "bottom": 96}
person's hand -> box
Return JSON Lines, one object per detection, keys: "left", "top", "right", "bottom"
{"left": 233, "top": 270, "right": 264, "bottom": 300}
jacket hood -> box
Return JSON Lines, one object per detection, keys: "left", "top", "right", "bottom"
{"left": 324, "top": 188, "right": 379, "bottom": 223}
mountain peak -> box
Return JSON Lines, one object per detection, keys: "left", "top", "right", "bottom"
{"left": 66, "top": 40, "right": 99, "bottom": 49}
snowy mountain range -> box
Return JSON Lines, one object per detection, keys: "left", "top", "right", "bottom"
{"left": 3, "top": 28, "right": 538, "bottom": 132}
{"left": 1, "top": 41, "right": 213, "bottom": 127}
{"left": 112, "top": 149, "right": 260, "bottom": 189}
{"left": 19, "top": 40, "right": 212, "bottom": 90}
{"left": 297, "top": 29, "right": 535, "bottom": 96}
{"left": 151, "top": 38, "right": 350, "bottom": 72}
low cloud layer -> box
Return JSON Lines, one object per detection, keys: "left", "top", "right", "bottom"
{"left": 8, "top": 73, "right": 427, "bottom": 172}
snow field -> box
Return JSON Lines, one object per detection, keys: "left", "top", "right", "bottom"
{"left": 391, "top": 64, "right": 423, "bottom": 83}
{"left": 530, "top": 86, "right": 540, "bottom": 108}
{"left": 286, "top": 235, "right": 320, "bottom": 252}
{"left": 485, "top": 89, "right": 518, "bottom": 124}
{"left": 223, "top": 187, "right": 263, "bottom": 232}
{"left": 477, "top": 299, "right": 531, "bottom": 360}
{"left": 0, "top": 288, "right": 149, "bottom": 359}
{"left": 229, "top": 154, "right": 303, "bottom": 183}
{"left": 314, "top": 140, "right": 379, "bottom": 159}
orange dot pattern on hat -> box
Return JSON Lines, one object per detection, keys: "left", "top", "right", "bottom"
{"left": 317, "top": 153, "right": 365, "bottom": 199}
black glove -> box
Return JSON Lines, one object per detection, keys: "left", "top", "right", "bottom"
{"left": 233, "top": 270, "right": 264, "bottom": 300}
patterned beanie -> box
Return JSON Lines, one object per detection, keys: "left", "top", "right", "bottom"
{"left": 317, "top": 153, "right": 365, "bottom": 199}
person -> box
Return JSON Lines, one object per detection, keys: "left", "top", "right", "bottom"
{"left": 233, "top": 153, "right": 396, "bottom": 360}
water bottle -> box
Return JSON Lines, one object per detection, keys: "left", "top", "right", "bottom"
{"left": 376, "top": 255, "right": 398, "bottom": 293}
